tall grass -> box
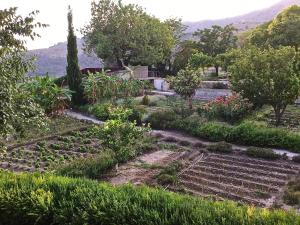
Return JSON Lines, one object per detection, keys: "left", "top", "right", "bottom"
{"left": 0, "top": 171, "right": 299, "bottom": 225}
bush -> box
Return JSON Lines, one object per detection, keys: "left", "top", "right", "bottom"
{"left": 141, "top": 95, "right": 150, "bottom": 105}
{"left": 56, "top": 151, "right": 116, "bottom": 179}
{"left": 89, "top": 103, "right": 111, "bottom": 121}
{"left": 212, "top": 82, "right": 228, "bottom": 89}
{"left": 155, "top": 113, "right": 300, "bottom": 153}
{"left": 157, "top": 162, "right": 183, "bottom": 186}
{"left": 0, "top": 171, "right": 299, "bottom": 225}
{"left": 284, "top": 178, "right": 300, "bottom": 206}
{"left": 245, "top": 147, "right": 280, "bottom": 160}
{"left": 199, "top": 93, "right": 253, "bottom": 123}
{"left": 146, "top": 109, "right": 180, "bottom": 130}
{"left": 207, "top": 141, "right": 233, "bottom": 154}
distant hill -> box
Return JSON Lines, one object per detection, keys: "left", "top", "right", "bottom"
{"left": 28, "top": 0, "right": 299, "bottom": 76}
{"left": 28, "top": 38, "right": 102, "bottom": 77}
{"left": 185, "top": 0, "right": 300, "bottom": 33}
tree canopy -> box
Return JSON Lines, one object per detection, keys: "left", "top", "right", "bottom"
{"left": 230, "top": 46, "right": 300, "bottom": 126}
{"left": 66, "top": 6, "right": 85, "bottom": 105}
{"left": 82, "top": 0, "right": 175, "bottom": 67}
{"left": 247, "top": 5, "right": 300, "bottom": 51}
{"left": 193, "top": 25, "right": 237, "bottom": 75}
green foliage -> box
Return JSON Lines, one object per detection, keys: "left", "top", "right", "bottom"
{"left": 66, "top": 6, "right": 84, "bottom": 105}
{"left": 147, "top": 112, "right": 300, "bottom": 152}
{"left": 199, "top": 93, "right": 253, "bottom": 123}
{"left": 167, "top": 65, "right": 202, "bottom": 109}
{"left": 21, "top": 76, "right": 72, "bottom": 114}
{"left": 82, "top": 0, "right": 174, "bottom": 67}
{"left": 141, "top": 95, "right": 150, "bottom": 105}
{"left": 83, "top": 71, "right": 148, "bottom": 103}
{"left": 193, "top": 25, "right": 237, "bottom": 75}
{"left": 172, "top": 40, "right": 198, "bottom": 74}
{"left": 245, "top": 147, "right": 280, "bottom": 160}
{"left": 156, "top": 162, "right": 183, "bottom": 186}
{"left": 0, "top": 7, "right": 47, "bottom": 51}
{"left": 89, "top": 103, "right": 112, "bottom": 121}
{"left": 146, "top": 109, "right": 180, "bottom": 130}
{"left": 56, "top": 150, "right": 117, "bottom": 179}
{"left": 188, "top": 52, "right": 212, "bottom": 72}
{"left": 284, "top": 178, "right": 300, "bottom": 206}
{"left": 0, "top": 171, "right": 299, "bottom": 225}
{"left": 230, "top": 46, "right": 300, "bottom": 125}
{"left": 98, "top": 107, "right": 150, "bottom": 162}
{"left": 207, "top": 142, "right": 233, "bottom": 154}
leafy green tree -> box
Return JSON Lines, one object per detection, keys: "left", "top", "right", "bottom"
{"left": 269, "top": 5, "right": 300, "bottom": 51}
{"left": 230, "top": 46, "right": 300, "bottom": 126}
{"left": 188, "top": 52, "right": 212, "bottom": 73}
{"left": 193, "top": 25, "right": 237, "bottom": 76}
{"left": 82, "top": 0, "right": 174, "bottom": 68}
{"left": 0, "top": 8, "right": 47, "bottom": 139}
{"left": 247, "top": 22, "right": 271, "bottom": 48}
{"left": 167, "top": 66, "right": 202, "bottom": 109}
{"left": 248, "top": 5, "right": 300, "bottom": 51}
{"left": 172, "top": 40, "right": 198, "bottom": 74}
{"left": 66, "top": 6, "right": 84, "bottom": 105}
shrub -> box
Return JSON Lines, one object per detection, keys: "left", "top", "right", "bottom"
{"left": 283, "top": 178, "right": 300, "bottom": 206}
{"left": 147, "top": 109, "right": 180, "bottom": 130}
{"left": 56, "top": 151, "right": 116, "bottom": 179}
{"left": 157, "top": 162, "right": 182, "bottom": 186}
{"left": 141, "top": 95, "right": 150, "bottom": 105}
{"left": 89, "top": 103, "right": 111, "bottom": 121}
{"left": 199, "top": 93, "right": 253, "bottom": 123}
{"left": 0, "top": 171, "right": 299, "bottom": 225}
{"left": 207, "top": 141, "right": 233, "bottom": 154}
{"left": 212, "top": 82, "right": 228, "bottom": 89}
{"left": 154, "top": 113, "right": 300, "bottom": 153}
{"left": 245, "top": 147, "right": 280, "bottom": 160}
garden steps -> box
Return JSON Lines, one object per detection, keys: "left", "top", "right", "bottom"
{"left": 190, "top": 165, "right": 286, "bottom": 186}
{"left": 184, "top": 169, "right": 280, "bottom": 193}
{"left": 181, "top": 173, "right": 270, "bottom": 200}
{"left": 181, "top": 180, "right": 264, "bottom": 206}
{"left": 208, "top": 153, "right": 300, "bottom": 170}
{"left": 197, "top": 161, "right": 289, "bottom": 180}
{"left": 206, "top": 155, "right": 298, "bottom": 175}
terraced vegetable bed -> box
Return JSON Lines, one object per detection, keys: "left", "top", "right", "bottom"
{"left": 0, "top": 127, "right": 102, "bottom": 172}
{"left": 147, "top": 131, "right": 300, "bottom": 208}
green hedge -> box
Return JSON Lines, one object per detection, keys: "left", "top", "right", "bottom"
{"left": 0, "top": 171, "right": 299, "bottom": 225}
{"left": 147, "top": 111, "right": 300, "bottom": 153}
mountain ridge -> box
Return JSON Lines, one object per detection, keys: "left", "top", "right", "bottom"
{"left": 29, "top": 0, "right": 300, "bottom": 76}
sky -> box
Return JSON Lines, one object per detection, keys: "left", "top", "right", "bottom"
{"left": 2, "top": 0, "right": 280, "bottom": 50}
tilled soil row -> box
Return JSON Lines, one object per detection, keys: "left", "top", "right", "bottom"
{"left": 184, "top": 169, "right": 279, "bottom": 192}
{"left": 206, "top": 155, "right": 297, "bottom": 175}
{"left": 208, "top": 153, "right": 300, "bottom": 170}
{"left": 198, "top": 161, "right": 289, "bottom": 180}
{"left": 181, "top": 173, "right": 269, "bottom": 200}
{"left": 191, "top": 165, "right": 286, "bottom": 186}
{"left": 181, "top": 180, "right": 264, "bottom": 206}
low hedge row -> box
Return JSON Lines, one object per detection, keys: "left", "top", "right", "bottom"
{"left": 147, "top": 111, "right": 300, "bottom": 153}
{"left": 0, "top": 171, "right": 299, "bottom": 225}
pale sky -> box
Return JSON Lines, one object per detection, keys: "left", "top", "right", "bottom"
{"left": 2, "top": 0, "right": 280, "bottom": 50}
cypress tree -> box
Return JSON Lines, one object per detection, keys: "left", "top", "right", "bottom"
{"left": 66, "top": 6, "right": 84, "bottom": 105}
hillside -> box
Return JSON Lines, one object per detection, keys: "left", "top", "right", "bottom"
{"left": 185, "top": 0, "right": 300, "bottom": 33}
{"left": 28, "top": 0, "right": 299, "bottom": 76}
{"left": 28, "top": 38, "right": 102, "bottom": 77}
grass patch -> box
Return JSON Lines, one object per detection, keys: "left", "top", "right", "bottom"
{"left": 207, "top": 141, "right": 233, "bottom": 154}
{"left": 245, "top": 147, "right": 280, "bottom": 160}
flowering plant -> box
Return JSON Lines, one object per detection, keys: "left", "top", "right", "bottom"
{"left": 199, "top": 93, "right": 253, "bottom": 123}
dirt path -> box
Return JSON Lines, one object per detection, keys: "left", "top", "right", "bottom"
{"left": 66, "top": 110, "right": 300, "bottom": 159}
{"left": 108, "top": 150, "right": 182, "bottom": 185}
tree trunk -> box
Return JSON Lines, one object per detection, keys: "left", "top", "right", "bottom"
{"left": 188, "top": 97, "right": 193, "bottom": 110}
{"left": 120, "top": 59, "right": 134, "bottom": 79}
{"left": 215, "top": 66, "right": 219, "bottom": 77}
{"left": 273, "top": 105, "right": 286, "bottom": 127}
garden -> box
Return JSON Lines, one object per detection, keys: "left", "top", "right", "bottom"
{"left": 1, "top": 1, "right": 300, "bottom": 224}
